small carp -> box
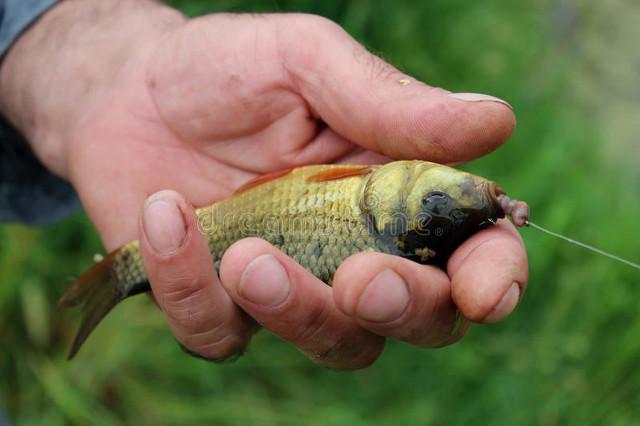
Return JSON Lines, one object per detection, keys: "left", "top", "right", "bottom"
{"left": 59, "top": 160, "right": 528, "bottom": 358}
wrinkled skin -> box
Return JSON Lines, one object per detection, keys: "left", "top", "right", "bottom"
{"left": 1, "top": 3, "right": 527, "bottom": 369}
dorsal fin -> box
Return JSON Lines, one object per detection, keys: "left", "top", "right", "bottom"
{"left": 234, "top": 168, "right": 294, "bottom": 194}
{"left": 307, "top": 165, "right": 373, "bottom": 183}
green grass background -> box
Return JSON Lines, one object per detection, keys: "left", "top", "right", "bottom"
{"left": 2, "top": 0, "right": 639, "bottom": 424}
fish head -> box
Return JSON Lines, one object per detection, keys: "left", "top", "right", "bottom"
{"left": 401, "top": 163, "right": 505, "bottom": 264}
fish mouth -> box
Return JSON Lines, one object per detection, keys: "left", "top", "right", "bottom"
{"left": 485, "top": 182, "right": 506, "bottom": 219}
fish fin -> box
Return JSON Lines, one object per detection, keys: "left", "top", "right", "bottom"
{"left": 58, "top": 250, "right": 148, "bottom": 360}
{"left": 234, "top": 168, "right": 294, "bottom": 194}
{"left": 307, "top": 165, "right": 373, "bottom": 182}
{"left": 58, "top": 252, "right": 118, "bottom": 309}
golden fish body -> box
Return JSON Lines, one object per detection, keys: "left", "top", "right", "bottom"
{"left": 60, "top": 160, "right": 506, "bottom": 358}
{"left": 199, "top": 164, "right": 392, "bottom": 283}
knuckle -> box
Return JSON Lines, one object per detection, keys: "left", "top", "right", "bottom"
{"left": 293, "top": 303, "right": 384, "bottom": 369}
{"left": 294, "top": 13, "right": 343, "bottom": 34}
{"left": 359, "top": 50, "right": 401, "bottom": 83}
{"left": 180, "top": 333, "right": 250, "bottom": 362}
{"left": 155, "top": 273, "right": 204, "bottom": 303}
{"left": 193, "top": 334, "right": 244, "bottom": 360}
{"left": 401, "top": 300, "right": 471, "bottom": 348}
{"left": 308, "top": 333, "right": 384, "bottom": 370}
{"left": 277, "top": 14, "right": 348, "bottom": 81}
{"left": 165, "top": 304, "right": 206, "bottom": 334}
{"left": 172, "top": 299, "right": 259, "bottom": 361}
{"left": 182, "top": 319, "right": 253, "bottom": 360}
{"left": 174, "top": 305, "right": 241, "bottom": 344}
{"left": 280, "top": 14, "right": 344, "bottom": 52}
{"left": 401, "top": 104, "right": 458, "bottom": 158}
{"left": 156, "top": 279, "right": 206, "bottom": 322}
{"left": 293, "top": 301, "right": 333, "bottom": 343}
{"left": 418, "top": 316, "right": 471, "bottom": 348}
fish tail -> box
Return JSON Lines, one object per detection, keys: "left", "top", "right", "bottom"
{"left": 58, "top": 246, "right": 148, "bottom": 360}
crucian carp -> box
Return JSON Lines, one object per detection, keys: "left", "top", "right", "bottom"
{"left": 59, "top": 160, "right": 529, "bottom": 359}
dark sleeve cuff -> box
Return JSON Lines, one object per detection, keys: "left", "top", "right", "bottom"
{"left": 0, "top": 121, "right": 80, "bottom": 225}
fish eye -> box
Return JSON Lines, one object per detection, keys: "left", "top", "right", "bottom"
{"left": 421, "top": 191, "right": 448, "bottom": 206}
{"left": 421, "top": 191, "right": 455, "bottom": 216}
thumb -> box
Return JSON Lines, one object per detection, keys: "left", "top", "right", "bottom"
{"left": 281, "top": 15, "right": 515, "bottom": 163}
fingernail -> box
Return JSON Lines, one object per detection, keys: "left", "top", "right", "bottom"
{"left": 448, "top": 92, "right": 512, "bottom": 110}
{"left": 484, "top": 282, "right": 520, "bottom": 323}
{"left": 239, "top": 254, "right": 290, "bottom": 307}
{"left": 356, "top": 269, "right": 409, "bottom": 322}
{"left": 142, "top": 194, "right": 187, "bottom": 255}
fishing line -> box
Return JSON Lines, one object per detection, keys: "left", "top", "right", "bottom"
{"left": 525, "top": 220, "right": 640, "bottom": 270}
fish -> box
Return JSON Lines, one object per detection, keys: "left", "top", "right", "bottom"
{"left": 58, "top": 160, "right": 529, "bottom": 359}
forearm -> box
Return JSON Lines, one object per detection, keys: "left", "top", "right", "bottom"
{"left": 0, "top": 0, "right": 184, "bottom": 177}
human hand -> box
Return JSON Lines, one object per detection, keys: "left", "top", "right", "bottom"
{"left": 0, "top": 1, "right": 526, "bottom": 368}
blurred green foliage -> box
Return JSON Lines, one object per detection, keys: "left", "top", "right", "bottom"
{"left": 2, "top": 0, "right": 639, "bottom": 425}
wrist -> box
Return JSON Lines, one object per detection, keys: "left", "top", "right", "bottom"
{"left": 0, "top": 0, "right": 185, "bottom": 177}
